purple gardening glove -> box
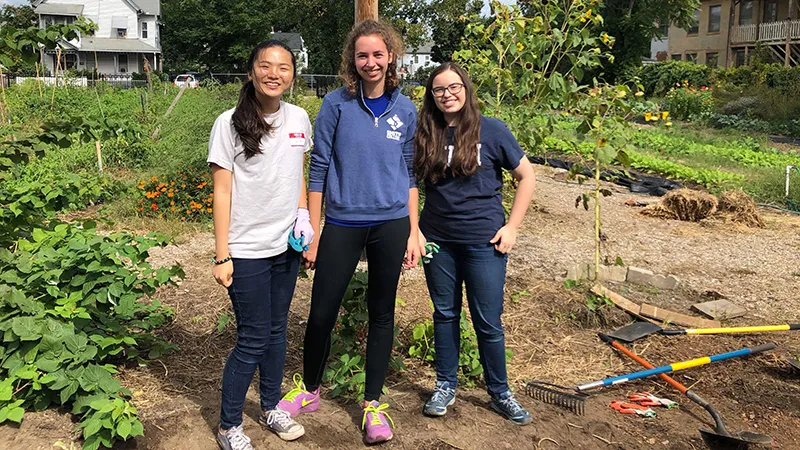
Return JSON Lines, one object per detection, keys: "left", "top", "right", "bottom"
{"left": 293, "top": 208, "right": 314, "bottom": 248}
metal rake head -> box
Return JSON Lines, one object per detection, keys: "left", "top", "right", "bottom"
{"left": 525, "top": 381, "right": 589, "bottom": 415}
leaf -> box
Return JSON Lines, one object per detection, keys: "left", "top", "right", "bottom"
{"left": 83, "top": 418, "right": 102, "bottom": 438}
{"left": 216, "top": 313, "right": 230, "bottom": 333}
{"left": 60, "top": 380, "right": 79, "bottom": 404}
{"left": 117, "top": 420, "right": 132, "bottom": 439}
{"left": 6, "top": 406, "right": 24, "bottom": 423}
{"left": 600, "top": 189, "right": 613, "bottom": 197}
{"left": 130, "top": 420, "right": 144, "bottom": 437}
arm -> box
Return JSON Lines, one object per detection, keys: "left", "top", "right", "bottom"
{"left": 403, "top": 107, "right": 421, "bottom": 268}
{"left": 211, "top": 164, "right": 234, "bottom": 287}
{"left": 490, "top": 156, "right": 536, "bottom": 253}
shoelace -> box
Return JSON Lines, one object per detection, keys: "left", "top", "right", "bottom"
{"left": 498, "top": 395, "right": 524, "bottom": 415}
{"left": 266, "top": 409, "right": 294, "bottom": 429}
{"left": 282, "top": 373, "right": 308, "bottom": 402}
{"left": 430, "top": 385, "right": 453, "bottom": 404}
{"left": 362, "top": 402, "right": 395, "bottom": 429}
{"left": 226, "top": 425, "right": 252, "bottom": 450}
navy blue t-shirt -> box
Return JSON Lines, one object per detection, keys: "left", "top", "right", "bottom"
{"left": 419, "top": 116, "right": 525, "bottom": 244}
{"left": 364, "top": 92, "right": 390, "bottom": 117}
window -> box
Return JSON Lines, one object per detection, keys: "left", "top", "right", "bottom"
{"left": 764, "top": 0, "right": 778, "bottom": 22}
{"left": 739, "top": 1, "right": 753, "bottom": 25}
{"left": 414, "top": 55, "right": 419, "bottom": 64}
{"left": 735, "top": 50, "right": 747, "bottom": 67}
{"left": 658, "top": 17, "right": 669, "bottom": 36}
{"left": 141, "top": 22, "right": 148, "bottom": 39}
{"left": 671, "top": 54, "right": 682, "bottom": 61}
{"left": 709, "top": 5, "right": 721, "bottom": 33}
{"left": 688, "top": 9, "right": 700, "bottom": 34}
{"left": 117, "top": 28, "right": 127, "bottom": 38}
{"left": 706, "top": 52, "right": 719, "bottom": 67}
{"left": 686, "top": 53, "right": 698, "bottom": 63}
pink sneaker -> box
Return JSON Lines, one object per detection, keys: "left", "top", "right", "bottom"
{"left": 277, "top": 374, "right": 320, "bottom": 418}
{"left": 361, "top": 401, "right": 394, "bottom": 444}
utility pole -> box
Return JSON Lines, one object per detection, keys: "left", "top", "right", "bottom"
{"left": 355, "top": 0, "right": 378, "bottom": 23}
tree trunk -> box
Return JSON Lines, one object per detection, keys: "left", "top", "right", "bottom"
{"left": 355, "top": 0, "right": 378, "bottom": 23}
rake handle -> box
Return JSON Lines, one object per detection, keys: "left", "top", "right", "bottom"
{"left": 663, "top": 324, "right": 800, "bottom": 335}
{"left": 605, "top": 337, "right": 688, "bottom": 394}
{"left": 582, "top": 338, "right": 776, "bottom": 391}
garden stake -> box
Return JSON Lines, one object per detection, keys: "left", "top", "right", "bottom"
{"left": 525, "top": 341, "right": 776, "bottom": 415}
{"left": 599, "top": 333, "right": 773, "bottom": 449}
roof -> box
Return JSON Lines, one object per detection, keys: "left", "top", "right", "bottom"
{"left": 270, "top": 32, "right": 304, "bottom": 51}
{"left": 410, "top": 41, "right": 433, "bottom": 54}
{"left": 34, "top": 3, "right": 84, "bottom": 15}
{"left": 131, "top": 0, "right": 160, "bottom": 15}
{"left": 79, "top": 37, "right": 159, "bottom": 53}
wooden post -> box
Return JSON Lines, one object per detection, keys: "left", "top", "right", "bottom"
{"left": 143, "top": 56, "right": 153, "bottom": 92}
{"left": 355, "top": 0, "right": 378, "bottom": 23}
{"left": 786, "top": 0, "right": 795, "bottom": 66}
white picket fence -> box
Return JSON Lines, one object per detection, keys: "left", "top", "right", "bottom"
{"left": 15, "top": 76, "right": 89, "bottom": 87}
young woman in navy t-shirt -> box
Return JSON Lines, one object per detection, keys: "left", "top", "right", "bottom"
{"left": 414, "top": 63, "right": 537, "bottom": 424}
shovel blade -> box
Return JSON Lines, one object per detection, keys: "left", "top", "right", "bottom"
{"left": 787, "top": 357, "right": 800, "bottom": 372}
{"left": 700, "top": 429, "right": 773, "bottom": 450}
{"left": 608, "top": 321, "right": 662, "bottom": 343}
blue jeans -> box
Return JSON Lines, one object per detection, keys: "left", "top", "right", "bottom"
{"left": 423, "top": 242, "right": 509, "bottom": 396}
{"left": 219, "top": 250, "right": 300, "bottom": 429}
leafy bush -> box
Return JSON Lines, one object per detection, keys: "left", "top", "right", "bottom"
{"left": 135, "top": 159, "right": 212, "bottom": 221}
{"left": 0, "top": 222, "right": 183, "bottom": 449}
{"left": 638, "top": 61, "right": 712, "bottom": 96}
{"left": 663, "top": 84, "right": 713, "bottom": 120}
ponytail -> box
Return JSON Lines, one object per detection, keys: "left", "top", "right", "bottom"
{"left": 232, "top": 80, "right": 271, "bottom": 160}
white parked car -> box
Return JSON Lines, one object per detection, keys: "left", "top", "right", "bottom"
{"left": 173, "top": 74, "right": 199, "bottom": 88}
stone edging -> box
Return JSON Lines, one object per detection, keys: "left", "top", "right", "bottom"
{"left": 565, "top": 264, "right": 681, "bottom": 290}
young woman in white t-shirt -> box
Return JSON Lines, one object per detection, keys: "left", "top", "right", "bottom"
{"left": 207, "top": 40, "right": 313, "bottom": 450}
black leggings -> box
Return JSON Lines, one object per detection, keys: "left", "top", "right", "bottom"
{"left": 303, "top": 216, "right": 409, "bottom": 401}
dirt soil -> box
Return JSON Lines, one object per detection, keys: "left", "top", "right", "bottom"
{"left": 2, "top": 165, "right": 799, "bottom": 450}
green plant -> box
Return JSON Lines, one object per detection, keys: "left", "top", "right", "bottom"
{"left": 0, "top": 222, "right": 183, "bottom": 449}
{"left": 135, "top": 159, "right": 213, "bottom": 221}
{"left": 408, "top": 308, "right": 512, "bottom": 388}
{"left": 638, "top": 60, "right": 712, "bottom": 96}
{"left": 663, "top": 83, "right": 713, "bottom": 120}
{"left": 585, "top": 293, "right": 613, "bottom": 311}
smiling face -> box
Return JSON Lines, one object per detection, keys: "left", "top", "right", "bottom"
{"left": 431, "top": 69, "right": 467, "bottom": 122}
{"left": 354, "top": 34, "right": 393, "bottom": 92}
{"left": 249, "top": 46, "right": 295, "bottom": 101}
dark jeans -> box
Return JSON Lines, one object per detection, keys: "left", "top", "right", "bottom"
{"left": 422, "top": 242, "right": 509, "bottom": 396}
{"left": 303, "top": 217, "right": 410, "bottom": 401}
{"left": 219, "top": 250, "right": 300, "bottom": 430}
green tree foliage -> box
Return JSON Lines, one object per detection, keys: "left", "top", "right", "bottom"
{"left": 428, "top": 0, "right": 484, "bottom": 62}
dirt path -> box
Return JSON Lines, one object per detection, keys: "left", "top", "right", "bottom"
{"left": 3, "top": 166, "right": 799, "bottom": 449}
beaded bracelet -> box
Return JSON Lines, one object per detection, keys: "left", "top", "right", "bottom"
{"left": 211, "top": 255, "right": 232, "bottom": 265}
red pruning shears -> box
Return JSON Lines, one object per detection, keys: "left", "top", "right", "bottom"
{"left": 628, "top": 392, "right": 678, "bottom": 409}
{"left": 609, "top": 400, "right": 657, "bottom": 417}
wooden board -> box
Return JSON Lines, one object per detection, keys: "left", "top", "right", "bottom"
{"left": 591, "top": 285, "right": 659, "bottom": 324}
{"left": 691, "top": 300, "right": 747, "bottom": 320}
{"left": 640, "top": 303, "right": 721, "bottom": 329}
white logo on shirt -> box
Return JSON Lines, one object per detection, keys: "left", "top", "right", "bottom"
{"left": 386, "top": 114, "right": 404, "bottom": 130}
{"left": 446, "top": 144, "right": 482, "bottom": 167}
{"left": 386, "top": 130, "right": 402, "bottom": 141}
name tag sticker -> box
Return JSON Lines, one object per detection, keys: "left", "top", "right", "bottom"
{"left": 289, "top": 132, "right": 305, "bottom": 147}
{"left": 386, "top": 130, "right": 402, "bottom": 141}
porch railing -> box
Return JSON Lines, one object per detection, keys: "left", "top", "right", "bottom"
{"left": 731, "top": 20, "right": 800, "bottom": 44}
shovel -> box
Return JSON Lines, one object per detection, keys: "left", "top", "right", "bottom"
{"left": 608, "top": 321, "right": 800, "bottom": 343}
{"left": 599, "top": 333, "right": 773, "bottom": 449}
{"left": 788, "top": 357, "right": 800, "bottom": 372}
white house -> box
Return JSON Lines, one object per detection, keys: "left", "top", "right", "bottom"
{"left": 34, "top": 0, "right": 161, "bottom": 76}
{"left": 270, "top": 32, "right": 308, "bottom": 74}
{"left": 399, "top": 41, "right": 435, "bottom": 80}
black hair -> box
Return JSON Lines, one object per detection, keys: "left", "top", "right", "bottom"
{"left": 232, "top": 39, "right": 297, "bottom": 159}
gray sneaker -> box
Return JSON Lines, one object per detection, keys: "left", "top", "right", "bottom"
{"left": 258, "top": 407, "right": 305, "bottom": 441}
{"left": 490, "top": 391, "right": 532, "bottom": 425}
{"left": 423, "top": 381, "right": 456, "bottom": 416}
{"left": 217, "top": 424, "right": 254, "bottom": 450}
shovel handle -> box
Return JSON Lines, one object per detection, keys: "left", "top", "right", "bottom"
{"left": 666, "top": 324, "right": 800, "bottom": 335}
{"left": 582, "top": 337, "right": 776, "bottom": 391}
{"left": 604, "top": 337, "right": 688, "bottom": 394}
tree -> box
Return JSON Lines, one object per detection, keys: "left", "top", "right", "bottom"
{"left": 379, "top": 0, "right": 428, "bottom": 52}
{"left": 427, "top": 0, "right": 483, "bottom": 63}
{"left": 0, "top": 1, "right": 38, "bottom": 74}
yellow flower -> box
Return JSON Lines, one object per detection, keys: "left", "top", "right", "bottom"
{"left": 580, "top": 17, "right": 587, "bottom": 22}
{"left": 635, "top": 91, "right": 644, "bottom": 97}
{"left": 585, "top": 9, "right": 593, "bottom": 17}
{"left": 644, "top": 112, "right": 652, "bottom": 121}
{"left": 665, "top": 121, "right": 673, "bottom": 127}
{"left": 517, "top": 42, "right": 524, "bottom": 52}
{"left": 602, "top": 34, "right": 609, "bottom": 44}
{"left": 662, "top": 111, "right": 669, "bottom": 120}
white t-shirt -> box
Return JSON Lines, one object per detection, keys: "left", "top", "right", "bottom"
{"left": 207, "top": 101, "right": 312, "bottom": 259}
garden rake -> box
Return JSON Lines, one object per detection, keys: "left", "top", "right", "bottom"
{"left": 525, "top": 342, "right": 777, "bottom": 415}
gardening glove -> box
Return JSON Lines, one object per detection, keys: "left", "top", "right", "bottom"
{"left": 291, "top": 208, "right": 314, "bottom": 251}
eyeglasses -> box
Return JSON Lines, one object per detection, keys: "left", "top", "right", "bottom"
{"left": 431, "top": 83, "right": 465, "bottom": 97}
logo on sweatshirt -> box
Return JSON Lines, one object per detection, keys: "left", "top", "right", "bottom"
{"left": 386, "top": 114, "right": 404, "bottom": 130}
{"left": 386, "top": 130, "right": 402, "bottom": 141}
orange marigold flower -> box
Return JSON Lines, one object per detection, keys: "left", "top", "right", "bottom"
{"left": 207, "top": 208, "right": 212, "bottom": 213}
{"left": 167, "top": 192, "right": 174, "bottom": 197}
{"left": 151, "top": 203, "right": 158, "bottom": 211}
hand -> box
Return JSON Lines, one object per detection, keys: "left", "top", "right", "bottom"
{"left": 302, "top": 240, "right": 318, "bottom": 270}
{"left": 417, "top": 230, "right": 427, "bottom": 260}
{"left": 212, "top": 260, "right": 233, "bottom": 287}
{"left": 403, "top": 232, "right": 421, "bottom": 269}
{"left": 293, "top": 208, "right": 314, "bottom": 248}
{"left": 489, "top": 225, "right": 517, "bottom": 254}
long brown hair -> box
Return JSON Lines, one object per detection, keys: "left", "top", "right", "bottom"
{"left": 232, "top": 40, "right": 296, "bottom": 160}
{"left": 339, "top": 19, "right": 404, "bottom": 96}
{"left": 414, "top": 63, "right": 482, "bottom": 184}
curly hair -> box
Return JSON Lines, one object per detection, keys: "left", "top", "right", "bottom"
{"left": 339, "top": 19, "right": 404, "bottom": 96}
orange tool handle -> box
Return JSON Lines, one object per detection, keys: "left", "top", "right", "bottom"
{"left": 608, "top": 339, "right": 689, "bottom": 394}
